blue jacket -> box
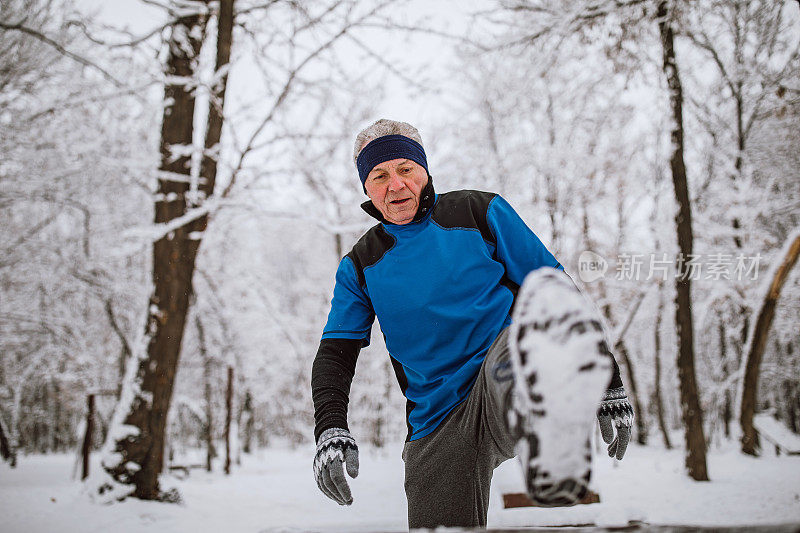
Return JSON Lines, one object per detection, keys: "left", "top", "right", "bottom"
{"left": 311, "top": 182, "right": 569, "bottom": 441}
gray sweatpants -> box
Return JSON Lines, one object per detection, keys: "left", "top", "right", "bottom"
{"left": 402, "top": 327, "right": 517, "bottom": 530}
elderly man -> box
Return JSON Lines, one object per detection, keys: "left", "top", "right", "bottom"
{"left": 311, "top": 119, "right": 633, "bottom": 529}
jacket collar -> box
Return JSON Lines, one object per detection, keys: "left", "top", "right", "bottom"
{"left": 360, "top": 176, "right": 436, "bottom": 225}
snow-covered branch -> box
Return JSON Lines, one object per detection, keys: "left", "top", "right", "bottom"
{"left": 0, "top": 20, "right": 124, "bottom": 86}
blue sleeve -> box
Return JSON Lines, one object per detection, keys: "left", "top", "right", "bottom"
{"left": 486, "top": 195, "right": 563, "bottom": 286}
{"left": 321, "top": 255, "right": 375, "bottom": 346}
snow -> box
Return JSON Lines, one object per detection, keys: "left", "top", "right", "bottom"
{"left": 1, "top": 439, "right": 799, "bottom": 532}
{"left": 754, "top": 414, "right": 800, "bottom": 453}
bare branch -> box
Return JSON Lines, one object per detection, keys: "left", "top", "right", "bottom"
{"left": 490, "top": 0, "right": 649, "bottom": 50}
{"left": 686, "top": 28, "right": 738, "bottom": 97}
{"left": 140, "top": 0, "right": 209, "bottom": 18}
{"left": 195, "top": 268, "right": 234, "bottom": 348}
{"left": 290, "top": 0, "right": 347, "bottom": 36}
{"left": 612, "top": 290, "right": 647, "bottom": 347}
{"left": 345, "top": 33, "right": 427, "bottom": 90}
{"left": 0, "top": 21, "right": 124, "bottom": 87}
{"left": 234, "top": 0, "right": 281, "bottom": 18}
{"left": 105, "top": 300, "right": 133, "bottom": 362}
{"left": 0, "top": 212, "right": 61, "bottom": 262}
{"left": 359, "top": 21, "right": 487, "bottom": 51}
{"left": 68, "top": 18, "right": 174, "bottom": 49}
{"left": 223, "top": 0, "right": 397, "bottom": 197}
{"left": 24, "top": 82, "right": 156, "bottom": 121}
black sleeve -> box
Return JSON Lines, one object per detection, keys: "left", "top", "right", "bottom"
{"left": 311, "top": 338, "right": 362, "bottom": 442}
{"left": 608, "top": 353, "right": 623, "bottom": 390}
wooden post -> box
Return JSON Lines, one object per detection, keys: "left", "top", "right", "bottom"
{"left": 502, "top": 490, "right": 600, "bottom": 508}
{"left": 81, "top": 394, "right": 95, "bottom": 480}
{"left": 224, "top": 366, "right": 233, "bottom": 475}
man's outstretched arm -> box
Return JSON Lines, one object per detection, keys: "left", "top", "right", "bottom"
{"left": 311, "top": 338, "right": 362, "bottom": 505}
{"left": 312, "top": 252, "right": 375, "bottom": 503}
{"left": 311, "top": 338, "right": 361, "bottom": 441}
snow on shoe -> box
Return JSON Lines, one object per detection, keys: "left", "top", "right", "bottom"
{"left": 508, "top": 267, "right": 612, "bottom": 507}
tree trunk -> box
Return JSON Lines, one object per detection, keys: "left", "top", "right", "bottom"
{"left": 81, "top": 394, "right": 95, "bottom": 480}
{"left": 653, "top": 282, "right": 672, "bottom": 449}
{"left": 102, "top": 9, "right": 205, "bottom": 499}
{"left": 657, "top": 1, "right": 709, "bottom": 481}
{"left": 718, "top": 319, "right": 732, "bottom": 439}
{"left": 596, "top": 291, "right": 647, "bottom": 445}
{"left": 100, "top": 1, "right": 235, "bottom": 500}
{"left": 788, "top": 379, "right": 800, "bottom": 435}
{"left": 372, "top": 391, "right": 384, "bottom": 447}
{"left": 196, "top": 0, "right": 234, "bottom": 211}
{"left": 605, "top": 291, "right": 647, "bottom": 444}
{"left": 54, "top": 379, "right": 67, "bottom": 451}
{"left": 383, "top": 356, "right": 393, "bottom": 444}
{"left": 104, "top": 299, "right": 132, "bottom": 400}
{"left": 740, "top": 232, "right": 800, "bottom": 455}
{"left": 0, "top": 411, "right": 15, "bottom": 466}
{"left": 197, "top": 315, "right": 214, "bottom": 472}
{"left": 241, "top": 390, "right": 254, "bottom": 454}
{"left": 613, "top": 340, "right": 647, "bottom": 445}
{"left": 10, "top": 382, "right": 22, "bottom": 462}
{"left": 335, "top": 233, "right": 343, "bottom": 260}
{"left": 731, "top": 4, "right": 745, "bottom": 250}
{"left": 224, "top": 365, "right": 233, "bottom": 475}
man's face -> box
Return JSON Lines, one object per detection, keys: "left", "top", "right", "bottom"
{"left": 364, "top": 158, "right": 429, "bottom": 225}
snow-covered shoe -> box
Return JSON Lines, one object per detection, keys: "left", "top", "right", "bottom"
{"left": 508, "top": 268, "right": 612, "bottom": 506}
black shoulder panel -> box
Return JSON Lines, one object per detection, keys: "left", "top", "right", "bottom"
{"left": 431, "top": 190, "right": 498, "bottom": 245}
{"left": 346, "top": 224, "right": 396, "bottom": 288}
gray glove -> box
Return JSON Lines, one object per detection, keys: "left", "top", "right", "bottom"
{"left": 597, "top": 387, "right": 634, "bottom": 460}
{"left": 313, "top": 428, "right": 359, "bottom": 505}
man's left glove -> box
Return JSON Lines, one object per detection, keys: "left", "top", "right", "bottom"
{"left": 313, "top": 428, "right": 359, "bottom": 505}
{"left": 597, "top": 387, "right": 634, "bottom": 460}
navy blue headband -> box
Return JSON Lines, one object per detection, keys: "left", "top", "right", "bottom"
{"left": 356, "top": 134, "right": 428, "bottom": 187}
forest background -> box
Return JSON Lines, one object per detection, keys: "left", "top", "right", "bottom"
{"left": 1, "top": 0, "right": 799, "bottom": 504}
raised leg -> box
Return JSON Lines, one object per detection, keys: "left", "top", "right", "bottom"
{"left": 508, "top": 267, "right": 613, "bottom": 506}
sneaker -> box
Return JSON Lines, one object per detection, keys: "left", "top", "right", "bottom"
{"left": 508, "top": 268, "right": 612, "bottom": 506}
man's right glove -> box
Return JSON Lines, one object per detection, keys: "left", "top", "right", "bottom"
{"left": 597, "top": 387, "right": 634, "bottom": 460}
{"left": 313, "top": 428, "right": 359, "bottom": 505}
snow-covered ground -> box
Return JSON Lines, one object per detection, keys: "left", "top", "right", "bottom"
{"left": 1, "top": 438, "right": 799, "bottom": 532}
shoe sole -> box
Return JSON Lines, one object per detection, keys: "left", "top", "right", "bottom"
{"left": 508, "top": 268, "right": 612, "bottom": 506}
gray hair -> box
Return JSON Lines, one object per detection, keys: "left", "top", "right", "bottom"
{"left": 353, "top": 118, "right": 424, "bottom": 163}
